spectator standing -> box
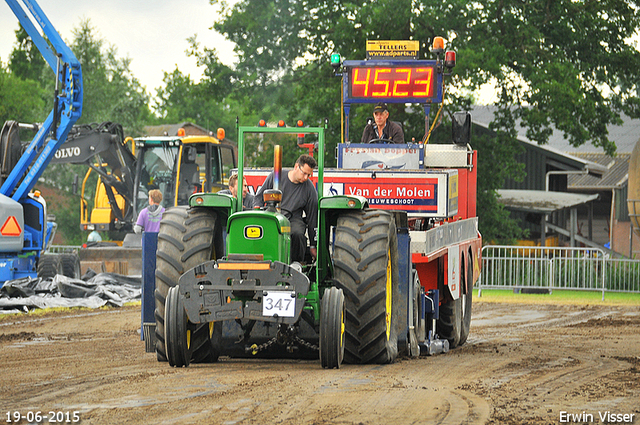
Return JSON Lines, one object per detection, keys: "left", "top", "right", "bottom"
{"left": 134, "top": 189, "right": 165, "bottom": 233}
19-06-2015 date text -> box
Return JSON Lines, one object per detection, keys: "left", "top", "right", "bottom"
{"left": 6, "top": 411, "right": 80, "bottom": 423}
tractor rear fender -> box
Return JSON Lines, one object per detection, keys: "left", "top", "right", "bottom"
{"left": 188, "top": 191, "right": 237, "bottom": 214}
{"left": 317, "top": 195, "right": 368, "bottom": 284}
{"left": 319, "top": 195, "right": 368, "bottom": 212}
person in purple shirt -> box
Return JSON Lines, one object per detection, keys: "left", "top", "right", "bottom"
{"left": 134, "top": 189, "right": 165, "bottom": 233}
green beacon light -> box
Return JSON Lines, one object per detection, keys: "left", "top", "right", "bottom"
{"left": 330, "top": 53, "right": 342, "bottom": 76}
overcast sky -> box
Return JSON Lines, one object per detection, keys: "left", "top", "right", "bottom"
{"left": 1, "top": 0, "right": 237, "bottom": 93}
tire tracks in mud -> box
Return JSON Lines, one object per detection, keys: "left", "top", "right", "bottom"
{"left": 430, "top": 390, "right": 491, "bottom": 425}
{"left": 197, "top": 362, "right": 492, "bottom": 425}
{"left": 1, "top": 303, "right": 638, "bottom": 424}
{"left": 81, "top": 360, "right": 492, "bottom": 425}
{"left": 461, "top": 303, "right": 640, "bottom": 424}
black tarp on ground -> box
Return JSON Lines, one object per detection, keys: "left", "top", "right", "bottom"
{"left": 0, "top": 273, "right": 141, "bottom": 314}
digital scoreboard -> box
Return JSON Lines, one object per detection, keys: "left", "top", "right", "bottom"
{"left": 342, "top": 60, "right": 441, "bottom": 104}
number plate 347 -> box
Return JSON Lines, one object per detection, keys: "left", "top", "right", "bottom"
{"left": 262, "top": 291, "right": 296, "bottom": 317}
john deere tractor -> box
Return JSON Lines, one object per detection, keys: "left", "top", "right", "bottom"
{"left": 154, "top": 123, "right": 400, "bottom": 369}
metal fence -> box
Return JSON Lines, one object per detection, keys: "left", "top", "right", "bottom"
{"left": 478, "top": 245, "right": 640, "bottom": 300}
{"left": 46, "top": 245, "right": 81, "bottom": 254}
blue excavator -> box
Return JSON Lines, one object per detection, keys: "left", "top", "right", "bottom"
{"left": 0, "top": 0, "right": 83, "bottom": 285}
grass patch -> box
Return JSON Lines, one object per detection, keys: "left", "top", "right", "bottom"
{"left": 475, "top": 288, "right": 640, "bottom": 306}
{"left": 0, "top": 301, "right": 142, "bottom": 322}
{"left": 0, "top": 306, "right": 94, "bottom": 322}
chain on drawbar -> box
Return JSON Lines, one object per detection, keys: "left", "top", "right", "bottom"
{"left": 246, "top": 335, "right": 319, "bottom": 355}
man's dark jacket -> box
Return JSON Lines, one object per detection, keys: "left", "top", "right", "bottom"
{"left": 361, "top": 121, "right": 405, "bottom": 143}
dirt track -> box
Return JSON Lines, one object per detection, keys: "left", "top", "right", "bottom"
{"left": 0, "top": 300, "right": 638, "bottom": 425}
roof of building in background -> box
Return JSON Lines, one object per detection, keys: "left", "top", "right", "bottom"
{"left": 143, "top": 122, "right": 210, "bottom": 137}
{"left": 471, "top": 105, "right": 640, "bottom": 154}
{"left": 472, "top": 105, "right": 638, "bottom": 190}
{"left": 568, "top": 153, "right": 630, "bottom": 190}
{"left": 471, "top": 106, "right": 606, "bottom": 175}
{"left": 497, "top": 189, "right": 599, "bottom": 214}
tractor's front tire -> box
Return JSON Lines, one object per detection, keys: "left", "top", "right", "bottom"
{"left": 333, "top": 210, "right": 399, "bottom": 364}
{"left": 165, "top": 285, "right": 191, "bottom": 367}
{"left": 154, "top": 206, "right": 221, "bottom": 363}
{"left": 320, "top": 287, "right": 345, "bottom": 369}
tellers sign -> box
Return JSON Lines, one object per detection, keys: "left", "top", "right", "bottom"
{"left": 347, "top": 65, "right": 436, "bottom": 101}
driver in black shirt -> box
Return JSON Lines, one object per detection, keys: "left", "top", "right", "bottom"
{"left": 361, "top": 102, "right": 405, "bottom": 144}
{"left": 254, "top": 154, "right": 318, "bottom": 263}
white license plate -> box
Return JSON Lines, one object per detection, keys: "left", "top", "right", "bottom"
{"left": 262, "top": 291, "right": 296, "bottom": 317}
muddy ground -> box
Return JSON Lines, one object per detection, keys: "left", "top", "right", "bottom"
{"left": 0, "top": 299, "right": 638, "bottom": 425}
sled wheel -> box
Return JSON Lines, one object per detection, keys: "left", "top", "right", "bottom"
{"left": 320, "top": 287, "right": 345, "bottom": 369}
{"left": 438, "top": 296, "right": 462, "bottom": 349}
{"left": 459, "top": 254, "right": 474, "bottom": 345}
{"left": 413, "top": 275, "right": 426, "bottom": 344}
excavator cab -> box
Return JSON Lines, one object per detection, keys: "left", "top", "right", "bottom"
{"left": 134, "top": 135, "right": 236, "bottom": 223}
{"left": 136, "top": 141, "right": 179, "bottom": 212}
{"left": 177, "top": 146, "right": 201, "bottom": 205}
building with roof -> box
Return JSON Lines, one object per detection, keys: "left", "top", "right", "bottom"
{"left": 471, "top": 106, "right": 640, "bottom": 258}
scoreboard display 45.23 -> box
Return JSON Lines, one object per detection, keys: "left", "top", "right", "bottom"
{"left": 342, "top": 61, "right": 440, "bottom": 104}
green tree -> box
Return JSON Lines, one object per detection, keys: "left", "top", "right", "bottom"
{"left": 0, "top": 63, "right": 46, "bottom": 124}
{"left": 205, "top": 0, "right": 640, "bottom": 243}
{"left": 8, "top": 25, "right": 47, "bottom": 84}
{"left": 154, "top": 67, "right": 201, "bottom": 122}
{"left": 454, "top": 0, "right": 640, "bottom": 155}
{"left": 153, "top": 37, "right": 260, "bottom": 140}
{"left": 154, "top": 66, "right": 237, "bottom": 131}
{"left": 472, "top": 113, "right": 529, "bottom": 244}
{"left": 39, "top": 19, "right": 152, "bottom": 180}
{"left": 68, "top": 19, "right": 152, "bottom": 132}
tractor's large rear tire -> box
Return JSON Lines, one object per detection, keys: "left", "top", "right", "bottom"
{"left": 154, "top": 206, "right": 222, "bottom": 363}
{"left": 37, "top": 254, "right": 61, "bottom": 280}
{"left": 333, "top": 210, "right": 399, "bottom": 364}
{"left": 459, "top": 254, "right": 474, "bottom": 346}
{"left": 320, "top": 287, "right": 345, "bottom": 369}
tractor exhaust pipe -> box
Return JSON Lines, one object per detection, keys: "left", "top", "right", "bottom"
{"left": 273, "top": 144, "right": 283, "bottom": 191}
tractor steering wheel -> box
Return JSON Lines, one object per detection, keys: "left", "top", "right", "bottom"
{"left": 368, "top": 138, "right": 394, "bottom": 144}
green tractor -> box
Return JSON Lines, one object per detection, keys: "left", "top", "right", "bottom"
{"left": 154, "top": 123, "right": 400, "bottom": 368}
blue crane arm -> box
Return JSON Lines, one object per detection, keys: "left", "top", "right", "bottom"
{"left": 1, "top": 0, "right": 83, "bottom": 202}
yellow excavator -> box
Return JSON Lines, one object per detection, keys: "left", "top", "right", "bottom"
{"left": 48, "top": 122, "right": 236, "bottom": 242}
